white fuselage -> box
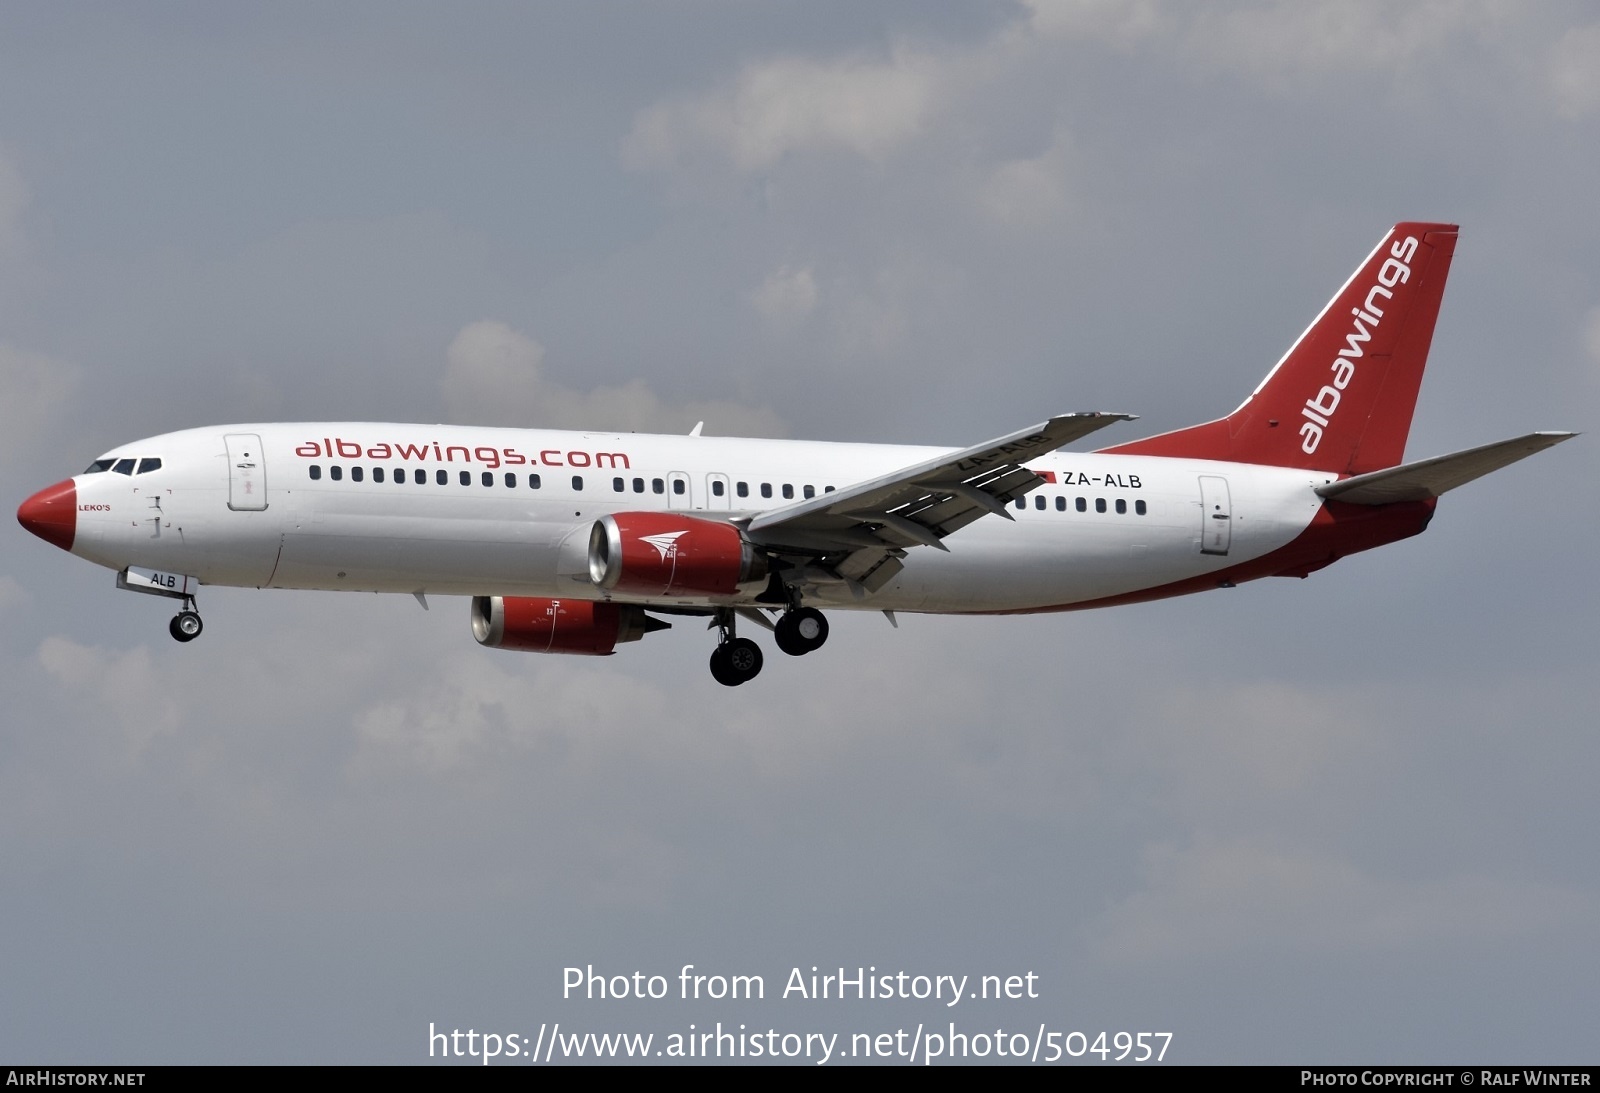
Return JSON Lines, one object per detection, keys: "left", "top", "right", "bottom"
{"left": 64, "top": 423, "right": 1333, "bottom": 614}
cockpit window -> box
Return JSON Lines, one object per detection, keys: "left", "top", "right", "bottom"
{"left": 112, "top": 458, "right": 136, "bottom": 475}
{"left": 137, "top": 458, "right": 162, "bottom": 474}
{"left": 83, "top": 459, "right": 117, "bottom": 474}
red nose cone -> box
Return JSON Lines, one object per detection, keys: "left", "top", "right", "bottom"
{"left": 18, "top": 479, "right": 77, "bottom": 552}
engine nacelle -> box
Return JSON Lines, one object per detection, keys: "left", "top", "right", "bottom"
{"left": 471, "top": 596, "right": 666, "bottom": 656}
{"left": 588, "top": 512, "right": 768, "bottom": 598}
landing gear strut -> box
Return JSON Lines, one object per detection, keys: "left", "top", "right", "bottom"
{"left": 169, "top": 597, "right": 203, "bottom": 643}
{"left": 709, "top": 610, "right": 763, "bottom": 686}
{"left": 774, "top": 606, "right": 829, "bottom": 656}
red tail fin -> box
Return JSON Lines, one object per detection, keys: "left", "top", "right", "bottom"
{"left": 1101, "top": 223, "right": 1458, "bottom": 474}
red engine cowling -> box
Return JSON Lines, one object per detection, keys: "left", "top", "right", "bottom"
{"left": 588, "top": 512, "right": 768, "bottom": 598}
{"left": 471, "top": 596, "right": 666, "bottom": 656}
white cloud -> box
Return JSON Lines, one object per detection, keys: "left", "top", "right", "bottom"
{"left": 1023, "top": 0, "right": 1511, "bottom": 80}
{"left": 623, "top": 50, "right": 940, "bottom": 173}
{"left": 1096, "top": 834, "right": 1593, "bottom": 962}
{"left": 1549, "top": 23, "right": 1600, "bottom": 118}
{"left": 0, "top": 576, "right": 26, "bottom": 611}
{"left": 440, "top": 320, "right": 786, "bottom": 436}
{"left": 36, "top": 636, "right": 184, "bottom": 750}
{"left": 0, "top": 144, "right": 27, "bottom": 260}
{"left": 980, "top": 130, "right": 1073, "bottom": 230}
{"left": 749, "top": 264, "right": 818, "bottom": 325}
{"left": 0, "top": 344, "right": 82, "bottom": 461}
{"left": 1584, "top": 306, "right": 1600, "bottom": 369}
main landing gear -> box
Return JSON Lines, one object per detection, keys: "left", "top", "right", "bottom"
{"left": 707, "top": 604, "right": 831, "bottom": 685}
{"left": 774, "top": 606, "right": 828, "bottom": 657}
{"left": 709, "top": 610, "right": 763, "bottom": 687}
{"left": 168, "top": 597, "right": 203, "bottom": 643}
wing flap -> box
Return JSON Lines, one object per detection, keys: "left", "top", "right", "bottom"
{"left": 1315, "top": 432, "right": 1576, "bottom": 505}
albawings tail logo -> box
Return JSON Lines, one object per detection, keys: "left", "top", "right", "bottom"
{"left": 1299, "top": 234, "right": 1418, "bottom": 455}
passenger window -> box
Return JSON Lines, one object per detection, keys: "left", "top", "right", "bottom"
{"left": 780, "top": 484, "right": 793, "bottom": 499}
{"left": 330, "top": 466, "right": 343, "bottom": 481}
{"left": 613, "top": 477, "right": 625, "bottom": 492}
{"left": 804, "top": 485, "right": 815, "bottom": 499}
{"left": 436, "top": 469, "right": 448, "bottom": 485}
{"left": 1034, "top": 495, "right": 1045, "bottom": 510}
{"left": 760, "top": 483, "right": 772, "bottom": 499}
{"left": 673, "top": 479, "right": 685, "bottom": 495}
{"left": 505, "top": 473, "right": 517, "bottom": 487}
{"left": 824, "top": 485, "right": 835, "bottom": 493}
{"left": 373, "top": 467, "right": 385, "bottom": 483}
{"left": 736, "top": 482, "right": 749, "bottom": 498}
{"left": 113, "top": 458, "right": 136, "bottom": 475}
{"left": 712, "top": 480, "right": 725, "bottom": 497}
{"left": 1076, "top": 497, "right": 1086, "bottom": 512}
{"left": 529, "top": 473, "right": 542, "bottom": 489}
{"left": 137, "top": 458, "right": 162, "bottom": 474}
{"left": 456, "top": 470, "right": 468, "bottom": 486}
{"left": 1115, "top": 498, "right": 1126, "bottom": 514}
{"left": 309, "top": 465, "right": 322, "bottom": 481}
{"left": 652, "top": 478, "right": 664, "bottom": 494}
{"left": 1135, "top": 499, "right": 1147, "bottom": 516}
{"left": 1055, "top": 496, "right": 1066, "bottom": 511}
{"left": 413, "top": 469, "right": 425, "bottom": 485}
{"left": 1014, "top": 498, "right": 1025, "bottom": 510}
{"left": 483, "top": 472, "right": 494, "bottom": 487}
{"left": 1095, "top": 498, "right": 1106, "bottom": 513}
{"left": 633, "top": 478, "right": 645, "bottom": 493}
{"left": 351, "top": 466, "right": 364, "bottom": 482}
{"left": 572, "top": 475, "right": 583, "bottom": 491}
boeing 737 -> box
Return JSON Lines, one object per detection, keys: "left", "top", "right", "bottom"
{"left": 16, "top": 223, "right": 1575, "bottom": 684}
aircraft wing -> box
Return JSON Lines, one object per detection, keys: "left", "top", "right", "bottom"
{"left": 1315, "top": 432, "right": 1576, "bottom": 505}
{"left": 744, "top": 413, "right": 1133, "bottom": 589}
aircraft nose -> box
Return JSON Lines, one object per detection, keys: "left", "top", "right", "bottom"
{"left": 17, "top": 479, "right": 77, "bottom": 552}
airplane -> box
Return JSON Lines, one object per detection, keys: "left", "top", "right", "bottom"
{"left": 16, "top": 222, "right": 1575, "bottom": 685}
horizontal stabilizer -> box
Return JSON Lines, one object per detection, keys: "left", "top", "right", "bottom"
{"left": 1315, "top": 432, "right": 1576, "bottom": 505}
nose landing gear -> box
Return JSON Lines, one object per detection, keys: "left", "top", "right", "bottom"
{"left": 168, "top": 598, "right": 203, "bottom": 643}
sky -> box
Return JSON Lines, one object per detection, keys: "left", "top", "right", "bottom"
{"left": 2, "top": 0, "right": 1597, "bottom": 1065}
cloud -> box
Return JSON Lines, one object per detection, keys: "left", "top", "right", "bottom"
{"left": 0, "top": 345, "right": 82, "bottom": 461}
{"left": 979, "top": 129, "right": 1073, "bottom": 230}
{"left": 440, "top": 320, "right": 786, "bottom": 436}
{"left": 1549, "top": 23, "right": 1600, "bottom": 118}
{"left": 623, "top": 49, "right": 941, "bottom": 173}
{"left": 1023, "top": 0, "right": 1510, "bottom": 79}
{"left": 749, "top": 265, "right": 818, "bottom": 326}
{"left": 1584, "top": 306, "right": 1600, "bottom": 371}
{"left": 36, "top": 636, "right": 184, "bottom": 750}
{"left": 0, "top": 146, "right": 26, "bottom": 260}
{"left": 1096, "top": 834, "right": 1593, "bottom": 962}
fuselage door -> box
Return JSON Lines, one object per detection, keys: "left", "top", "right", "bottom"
{"left": 668, "top": 471, "right": 692, "bottom": 511}
{"left": 705, "top": 473, "right": 732, "bottom": 511}
{"left": 1198, "top": 475, "right": 1231, "bottom": 555}
{"left": 225, "top": 433, "right": 268, "bottom": 511}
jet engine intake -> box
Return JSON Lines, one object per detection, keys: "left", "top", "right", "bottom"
{"left": 588, "top": 512, "right": 768, "bottom": 598}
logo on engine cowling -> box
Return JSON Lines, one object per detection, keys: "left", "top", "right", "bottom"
{"left": 639, "top": 531, "right": 688, "bottom": 560}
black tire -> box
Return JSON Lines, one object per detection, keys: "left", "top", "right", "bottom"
{"left": 169, "top": 611, "right": 203, "bottom": 643}
{"left": 774, "top": 607, "right": 828, "bottom": 655}
{"left": 710, "top": 637, "right": 763, "bottom": 685}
